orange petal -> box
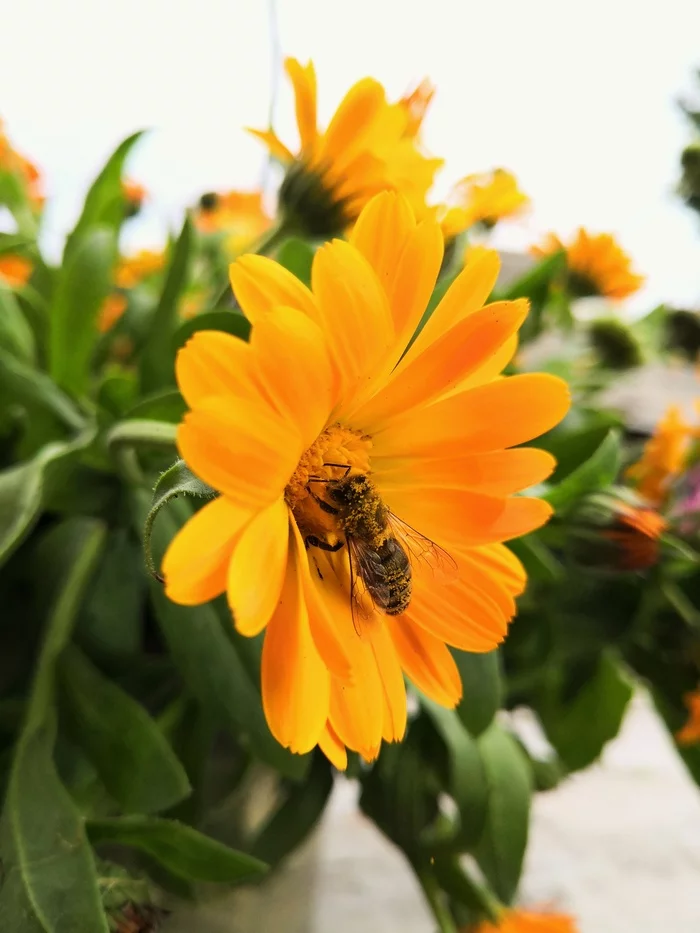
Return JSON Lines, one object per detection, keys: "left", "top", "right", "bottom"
{"left": 386, "top": 616, "right": 462, "bottom": 708}
{"left": 367, "top": 620, "right": 407, "bottom": 743}
{"left": 162, "top": 496, "right": 250, "bottom": 605}
{"left": 285, "top": 58, "right": 317, "bottom": 151}
{"left": 177, "top": 396, "right": 303, "bottom": 511}
{"left": 227, "top": 497, "right": 290, "bottom": 636}
{"left": 246, "top": 127, "right": 294, "bottom": 163}
{"left": 176, "top": 330, "right": 257, "bottom": 409}
{"left": 261, "top": 524, "right": 330, "bottom": 754}
{"left": 229, "top": 254, "right": 318, "bottom": 325}
{"left": 329, "top": 654, "right": 384, "bottom": 762}
{"left": 467, "top": 543, "right": 527, "bottom": 597}
{"left": 251, "top": 306, "right": 333, "bottom": 447}
{"left": 349, "top": 191, "right": 416, "bottom": 285}
{"left": 371, "top": 373, "right": 571, "bottom": 459}
{"left": 319, "top": 721, "right": 348, "bottom": 771}
{"left": 455, "top": 333, "right": 519, "bottom": 393}
{"left": 319, "top": 77, "right": 387, "bottom": 167}
{"left": 374, "top": 448, "right": 556, "bottom": 497}
{"left": 357, "top": 300, "right": 528, "bottom": 431}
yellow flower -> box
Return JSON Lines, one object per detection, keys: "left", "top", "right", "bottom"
{"left": 98, "top": 293, "right": 128, "bottom": 333}
{"left": 397, "top": 78, "right": 436, "bottom": 139}
{"left": 249, "top": 58, "right": 443, "bottom": 236}
{"left": 0, "top": 119, "right": 44, "bottom": 209}
{"left": 677, "top": 688, "right": 700, "bottom": 744}
{"left": 0, "top": 254, "right": 32, "bottom": 287}
{"left": 442, "top": 169, "right": 530, "bottom": 237}
{"left": 162, "top": 192, "right": 569, "bottom": 764}
{"left": 471, "top": 908, "right": 579, "bottom": 933}
{"left": 531, "top": 228, "right": 644, "bottom": 300}
{"left": 114, "top": 250, "right": 165, "bottom": 289}
{"left": 626, "top": 405, "right": 692, "bottom": 505}
{"left": 194, "top": 190, "right": 272, "bottom": 255}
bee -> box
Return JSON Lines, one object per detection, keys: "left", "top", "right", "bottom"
{"left": 305, "top": 464, "right": 454, "bottom": 623}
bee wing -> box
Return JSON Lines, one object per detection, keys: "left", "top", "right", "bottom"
{"left": 385, "top": 511, "right": 458, "bottom": 583}
{"left": 346, "top": 535, "right": 390, "bottom": 633}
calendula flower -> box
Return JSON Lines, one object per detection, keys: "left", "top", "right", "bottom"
{"left": 626, "top": 405, "right": 693, "bottom": 505}
{"left": 122, "top": 178, "right": 146, "bottom": 216}
{"left": 677, "top": 688, "right": 700, "bottom": 744}
{"left": 600, "top": 503, "right": 667, "bottom": 571}
{"left": 398, "top": 79, "right": 436, "bottom": 139}
{"left": 0, "top": 119, "right": 44, "bottom": 209}
{"left": 568, "top": 493, "right": 666, "bottom": 572}
{"left": 249, "top": 58, "right": 442, "bottom": 236}
{"left": 441, "top": 169, "right": 530, "bottom": 238}
{"left": 115, "top": 250, "right": 165, "bottom": 289}
{"left": 98, "top": 293, "right": 128, "bottom": 333}
{"left": 471, "top": 908, "right": 579, "bottom": 933}
{"left": 194, "top": 190, "right": 272, "bottom": 255}
{"left": 531, "top": 229, "right": 644, "bottom": 300}
{"left": 0, "top": 254, "right": 32, "bottom": 287}
{"left": 162, "top": 192, "right": 569, "bottom": 763}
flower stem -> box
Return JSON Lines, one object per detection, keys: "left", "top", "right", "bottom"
{"left": 249, "top": 220, "right": 289, "bottom": 257}
{"left": 416, "top": 867, "right": 459, "bottom": 933}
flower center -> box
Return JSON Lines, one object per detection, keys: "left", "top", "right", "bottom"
{"left": 285, "top": 424, "right": 372, "bottom": 538}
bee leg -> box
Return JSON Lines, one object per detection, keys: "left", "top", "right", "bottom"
{"left": 306, "top": 535, "right": 344, "bottom": 552}
{"left": 323, "top": 462, "right": 352, "bottom": 477}
{"left": 307, "top": 490, "right": 340, "bottom": 515}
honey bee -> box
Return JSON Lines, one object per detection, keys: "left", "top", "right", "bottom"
{"left": 305, "top": 464, "right": 454, "bottom": 623}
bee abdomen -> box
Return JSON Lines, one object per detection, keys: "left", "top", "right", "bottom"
{"left": 374, "top": 538, "right": 412, "bottom": 616}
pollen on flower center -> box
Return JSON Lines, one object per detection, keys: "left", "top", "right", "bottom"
{"left": 285, "top": 424, "right": 372, "bottom": 537}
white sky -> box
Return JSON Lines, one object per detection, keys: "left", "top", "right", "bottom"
{"left": 3, "top": 0, "right": 700, "bottom": 314}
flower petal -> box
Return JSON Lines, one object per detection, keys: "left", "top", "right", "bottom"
{"left": 261, "top": 524, "right": 330, "bottom": 754}
{"left": 371, "top": 373, "right": 571, "bottom": 459}
{"left": 227, "top": 497, "right": 290, "bottom": 636}
{"left": 386, "top": 616, "right": 462, "bottom": 708}
{"left": 229, "top": 254, "right": 318, "bottom": 325}
{"left": 349, "top": 191, "right": 416, "bottom": 289}
{"left": 162, "top": 496, "right": 250, "bottom": 605}
{"left": 319, "top": 77, "right": 386, "bottom": 167}
{"left": 177, "top": 396, "right": 303, "bottom": 511}
{"left": 246, "top": 127, "right": 294, "bottom": 163}
{"left": 285, "top": 58, "right": 317, "bottom": 151}
{"left": 176, "top": 330, "right": 257, "bottom": 409}
{"left": 251, "top": 306, "right": 333, "bottom": 447}
{"left": 319, "top": 721, "right": 348, "bottom": 771}
{"left": 367, "top": 620, "right": 407, "bottom": 743}
{"left": 329, "top": 651, "right": 384, "bottom": 762}
{"left": 467, "top": 543, "right": 527, "bottom": 597}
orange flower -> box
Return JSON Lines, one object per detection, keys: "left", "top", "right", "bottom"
{"left": 122, "top": 178, "right": 146, "bottom": 215}
{"left": 677, "top": 688, "right": 700, "bottom": 745}
{"left": 531, "top": 228, "right": 643, "bottom": 300}
{"left": 114, "top": 250, "right": 165, "bottom": 289}
{"left": 471, "top": 907, "right": 579, "bottom": 933}
{"left": 0, "top": 119, "right": 44, "bottom": 209}
{"left": 179, "top": 289, "right": 208, "bottom": 320}
{"left": 398, "top": 79, "right": 436, "bottom": 139}
{"left": 626, "top": 405, "right": 693, "bottom": 505}
{"left": 0, "top": 254, "right": 31, "bottom": 287}
{"left": 601, "top": 504, "right": 667, "bottom": 571}
{"left": 249, "top": 58, "right": 443, "bottom": 235}
{"left": 442, "top": 169, "right": 530, "bottom": 237}
{"left": 162, "top": 192, "right": 569, "bottom": 765}
{"left": 194, "top": 190, "right": 272, "bottom": 255}
{"left": 98, "top": 294, "right": 128, "bottom": 333}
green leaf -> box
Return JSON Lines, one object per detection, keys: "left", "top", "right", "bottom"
{"left": 250, "top": 752, "right": 333, "bottom": 866}
{"left": 0, "top": 346, "right": 85, "bottom": 430}
{"left": 0, "top": 171, "right": 37, "bottom": 238}
{"left": 276, "top": 237, "right": 315, "bottom": 285}
{"left": 139, "top": 217, "right": 193, "bottom": 393}
{"left": 171, "top": 309, "right": 251, "bottom": 352}
{"left": 0, "top": 430, "right": 95, "bottom": 568}
{"left": 452, "top": 650, "right": 502, "bottom": 737}
{"left": 86, "top": 817, "right": 267, "bottom": 884}
{"left": 543, "top": 428, "right": 621, "bottom": 512}
{"left": 0, "top": 282, "right": 35, "bottom": 363}
{"left": 0, "top": 519, "right": 108, "bottom": 933}
{"left": 537, "top": 652, "right": 633, "bottom": 772}
{"left": 105, "top": 418, "right": 178, "bottom": 453}
{"left": 59, "top": 646, "right": 191, "bottom": 813}
{"left": 49, "top": 226, "right": 117, "bottom": 396}
{"left": 126, "top": 389, "right": 186, "bottom": 424}
{"left": 0, "top": 233, "right": 34, "bottom": 257}
{"left": 420, "top": 698, "right": 488, "bottom": 849}
{"left": 64, "top": 132, "right": 144, "bottom": 258}
{"left": 474, "top": 724, "right": 532, "bottom": 904}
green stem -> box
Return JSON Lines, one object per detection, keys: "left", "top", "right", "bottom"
{"left": 416, "top": 867, "right": 459, "bottom": 933}
{"left": 106, "top": 419, "right": 178, "bottom": 453}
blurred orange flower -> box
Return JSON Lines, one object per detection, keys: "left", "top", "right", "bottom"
{"left": 626, "top": 404, "right": 693, "bottom": 505}
{"left": 122, "top": 178, "right": 146, "bottom": 214}
{"left": 442, "top": 169, "right": 530, "bottom": 237}
{"left": 0, "top": 254, "right": 31, "bottom": 287}
{"left": 471, "top": 908, "right": 579, "bottom": 933}
{"left": 398, "top": 79, "right": 436, "bottom": 139}
{"left": 601, "top": 503, "right": 667, "bottom": 571}
{"left": 115, "top": 250, "right": 165, "bottom": 289}
{"left": 0, "top": 119, "right": 44, "bottom": 209}
{"left": 98, "top": 294, "right": 128, "bottom": 333}
{"left": 194, "top": 190, "right": 272, "bottom": 255}
{"left": 677, "top": 689, "right": 700, "bottom": 745}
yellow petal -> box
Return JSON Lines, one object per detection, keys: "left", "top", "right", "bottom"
{"left": 261, "top": 524, "right": 330, "bottom": 754}
{"left": 367, "top": 620, "right": 407, "bottom": 743}
{"left": 319, "top": 721, "right": 348, "bottom": 771}
{"left": 246, "top": 127, "right": 294, "bottom": 163}
{"left": 285, "top": 58, "right": 317, "bottom": 151}
{"left": 229, "top": 254, "right": 318, "bottom": 325}
{"left": 177, "top": 396, "right": 303, "bottom": 511}
{"left": 329, "top": 651, "right": 384, "bottom": 762}
{"left": 176, "top": 330, "right": 257, "bottom": 409}
{"left": 386, "top": 616, "right": 462, "bottom": 708}
{"left": 162, "top": 496, "right": 250, "bottom": 606}
{"left": 251, "top": 306, "right": 333, "bottom": 447}
{"left": 227, "top": 497, "right": 290, "bottom": 636}
{"left": 469, "top": 543, "right": 527, "bottom": 597}
{"left": 319, "top": 77, "right": 386, "bottom": 166}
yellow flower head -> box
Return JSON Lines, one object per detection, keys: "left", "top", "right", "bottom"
{"left": 249, "top": 58, "right": 443, "bottom": 236}
{"left": 677, "top": 688, "right": 700, "bottom": 745}
{"left": 194, "top": 189, "right": 272, "bottom": 255}
{"left": 163, "top": 192, "right": 570, "bottom": 765}
{"left": 398, "top": 78, "right": 436, "bottom": 139}
{"left": 531, "top": 228, "right": 644, "bottom": 300}
{"left": 472, "top": 908, "right": 579, "bottom": 933}
{"left": 626, "top": 404, "right": 693, "bottom": 505}
{"left": 0, "top": 119, "right": 44, "bottom": 210}
{"left": 114, "top": 250, "right": 166, "bottom": 290}
{"left": 442, "top": 169, "right": 530, "bottom": 238}
{"left": 0, "top": 254, "right": 32, "bottom": 288}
